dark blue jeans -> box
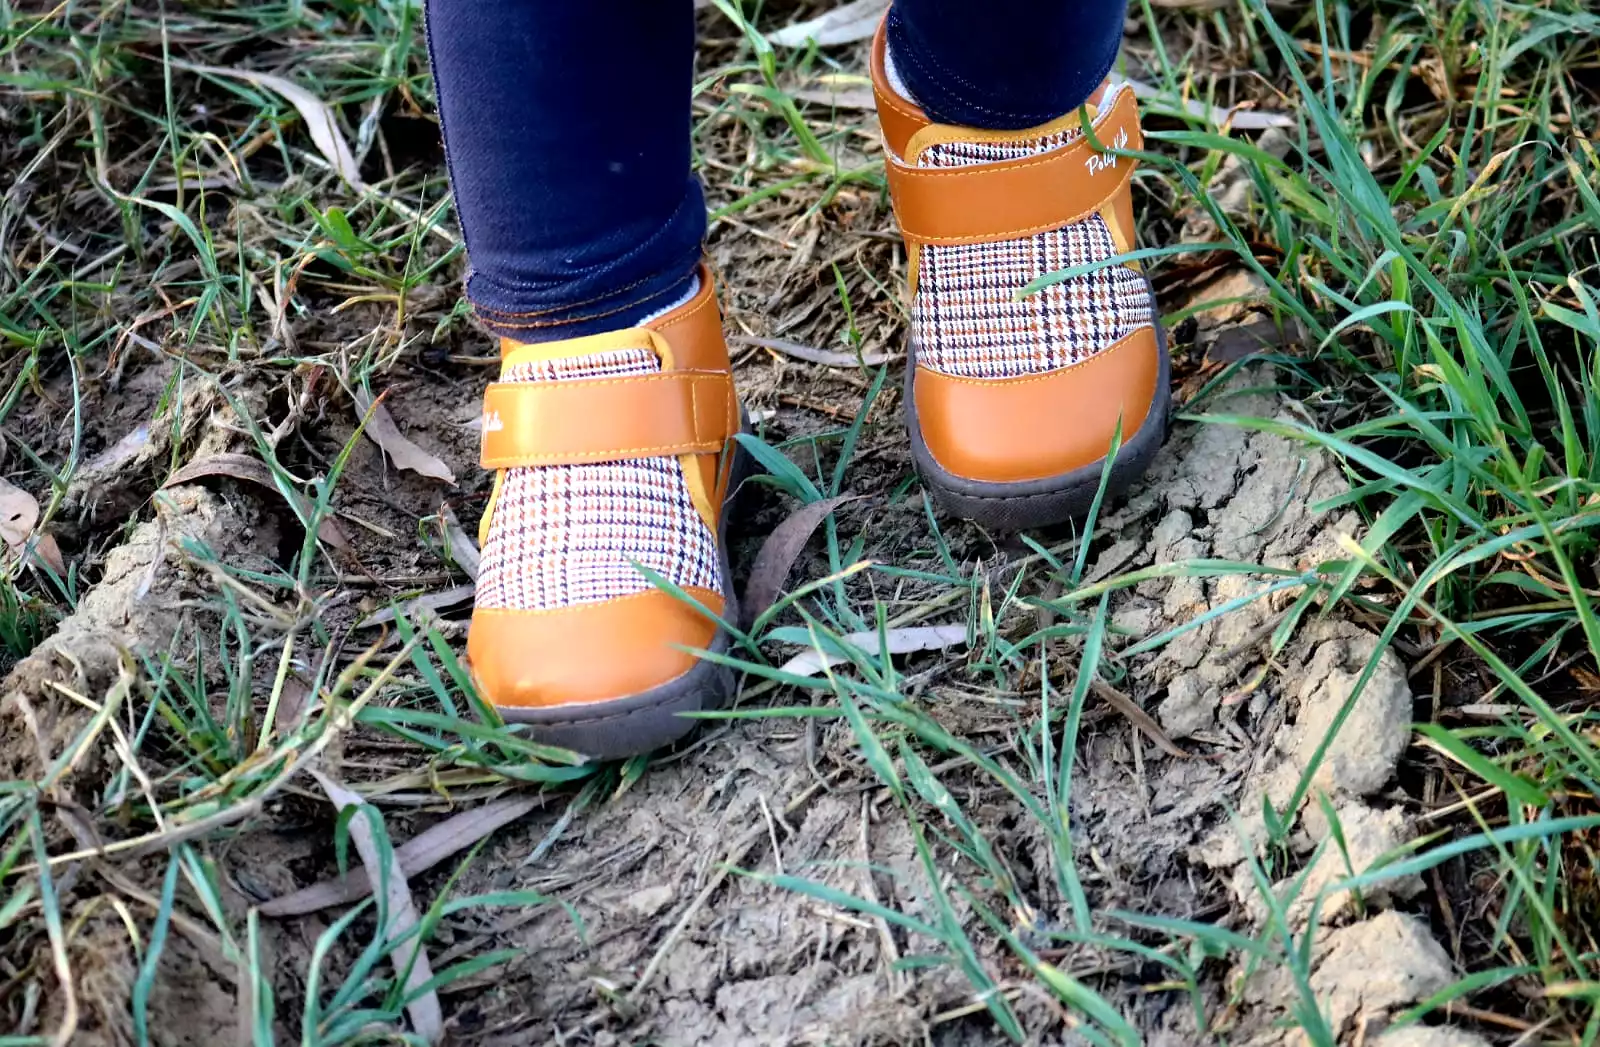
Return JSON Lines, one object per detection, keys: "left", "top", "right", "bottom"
{"left": 426, "top": 1, "right": 1129, "bottom": 341}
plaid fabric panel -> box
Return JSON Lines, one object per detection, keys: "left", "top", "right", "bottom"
{"left": 476, "top": 349, "right": 722, "bottom": 612}
{"left": 913, "top": 89, "right": 1154, "bottom": 379}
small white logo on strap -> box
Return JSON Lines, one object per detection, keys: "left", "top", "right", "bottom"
{"left": 1086, "top": 127, "right": 1129, "bottom": 176}
{"left": 482, "top": 410, "right": 504, "bottom": 433}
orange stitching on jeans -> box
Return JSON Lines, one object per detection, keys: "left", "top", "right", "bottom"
{"left": 472, "top": 270, "right": 662, "bottom": 320}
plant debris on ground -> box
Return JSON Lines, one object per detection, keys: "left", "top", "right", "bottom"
{"left": 1, "top": 0, "right": 1597, "bottom": 1044}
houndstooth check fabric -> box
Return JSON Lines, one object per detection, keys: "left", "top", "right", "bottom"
{"left": 912, "top": 92, "right": 1154, "bottom": 379}
{"left": 475, "top": 348, "right": 722, "bottom": 612}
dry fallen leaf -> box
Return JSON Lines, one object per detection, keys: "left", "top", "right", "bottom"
{"left": 359, "top": 585, "right": 475, "bottom": 628}
{"left": 1123, "top": 77, "right": 1294, "bottom": 130}
{"left": 1089, "top": 679, "right": 1193, "bottom": 759}
{"left": 742, "top": 494, "right": 861, "bottom": 625}
{"left": 0, "top": 478, "right": 64, "bottom": 575}
{"left": 30, "top": 535, "right": 66, "bottom": 577}
{"left": 792, "top": 86, "right": 878, "bottom": 111}
{"left": 271, "top": 676, "right": 316, "bottom": 740}
{"left": 175, "top": 62, "right": 365, "bottom": 187}
{"left": 439, "top": 504, "right": 481, "bottom": 580}
{"left": 778, "top": 624, "right": 967, "bottom": 677}
{"left": 261, "top": 795, "right": 540, "bottom": 917}
{"left": 354, "top": 391, "right": 456, "bottom": 485}
{"left": 768, "top": 0, "right": 887, "bottom": 46}
{"left": 0, "top": 478, "right": 39, "bottom": 553}
{"left": 164, "top": 452, "right": 351, "bottom": 550}
{"left": 311, "top": 771, "right": 442, "bottom": 1043}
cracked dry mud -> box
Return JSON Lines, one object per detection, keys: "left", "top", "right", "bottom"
{"left": 417, "top": 367, "right": 1456, "bottom": 1045}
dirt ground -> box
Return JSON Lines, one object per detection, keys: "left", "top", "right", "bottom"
{"left": 5, "top": 337, "right": 1468, "bottom": 1045}
{"left": 1, "top": 3, "right": 1555, "bottom": 1045}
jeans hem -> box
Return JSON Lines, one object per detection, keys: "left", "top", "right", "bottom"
{"left": 469, "top": 266, "right": 699, "bottom": 342}
{"left": 886, "top": 4, "right": 1125, "bottom": 130}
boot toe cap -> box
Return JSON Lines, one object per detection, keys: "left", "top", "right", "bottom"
{"left": 911, "top": 326, "right": 1161, "bottom": 484}
{"left": 467, "top": 588, "right": 724, "bottom": 711}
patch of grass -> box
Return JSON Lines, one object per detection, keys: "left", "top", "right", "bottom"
{"left": 0, "top": 573, "right": 47, "bottom": 665}
{"left": 1150, "top": 0, "right": 1600, "bottom": 1035}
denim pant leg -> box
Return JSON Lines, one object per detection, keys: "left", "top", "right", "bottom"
{"left": 425, "top": 0, "right": 704, "bottom": 341}
{"left": 887, "top": 0, "right": 1130, "bottom": 130}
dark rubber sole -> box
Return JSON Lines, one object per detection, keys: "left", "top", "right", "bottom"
{"left": 488, "top": 444, "right": 750, "bottom": 762}
{"left": 496, "top": 623, "right": 736, "bottom": 762}
{"left": 906, "top": 286, "right": 1171, "bottom": 532}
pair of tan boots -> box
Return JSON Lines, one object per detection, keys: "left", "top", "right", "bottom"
{"left": 467, "top": 25, "right": 1168, "bottom": 760}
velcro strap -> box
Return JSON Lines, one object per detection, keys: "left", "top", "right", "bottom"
{"left": 886, "top": 89, "right": 1142, "bottom": 247}
{"left": 480, "top": 371, "right": 736, "bottom": 468}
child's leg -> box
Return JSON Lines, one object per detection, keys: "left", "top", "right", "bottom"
{"left": 872, "top": 0, "right": 1167, "bottom": 529}
{"left": 430, "top": 2, "right": 743, "bottom": 758}
{"left": 885, "top": 0, "right": 1130, "bottom": 129}
{"left": 426, "top": 0, "right": 703, "bottom": 339}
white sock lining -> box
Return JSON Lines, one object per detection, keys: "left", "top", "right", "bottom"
{"left": 639, "top": 273, "right": 701, "bottom": 328}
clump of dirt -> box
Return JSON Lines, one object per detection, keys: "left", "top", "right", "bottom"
{"left": 341, "top": 356, "right": 1452, "bottom": 1045}
{"left": 0, "top": 484, "right": 273, "bottom": 792}
{"left": 432, "top": 727, "right": 967, "bottom": 1045}
{"left": 1236, "top": 911, "right": 1458, "bottom": 1046}
{"left": 1042, "top": 365, "right": 1369, "bottom": 910}
{"left": 59, "top": 369, "right": 232, "bottom": 538}
{"left": 3, "top": 474, "right": 281, "bottom": 1044}
{"left": 1095, "top": 368, "right": 1364, "bottom": 742}
{"left": 1189, "top": 622, "right": 1420, "bottom": 931}
{"left": 145, "top": 937, "right": 242, "bottom": 1047}
{"left": 33, "top": 905, "right": 138, "bottom": 1046}
{"left": 1310, "top": 914, "right": 1456, "bottom": 1041}
{"left": 1374, "top": 1025, "right": 1493, "bottom": 1047}
{"left": 32, "top": 903, "right": 241, "bottom": 1047}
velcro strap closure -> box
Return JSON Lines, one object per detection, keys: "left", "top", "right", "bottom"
{"left": 886, "top": 89, "right": 1143, "bottom": 247}
{"left": 480, "top": 371, "right": 736, "bottom": 468}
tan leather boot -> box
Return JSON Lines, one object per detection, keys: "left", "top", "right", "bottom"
{"left": 872, "top": 23, "right": 1170, "bottom": 530}
{"left": 468, "top": 266, "right": 742, "bottom": 759}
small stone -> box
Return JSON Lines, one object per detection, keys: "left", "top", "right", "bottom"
{"left": 662, "top": 941, "right": 719, "bottom": 999}
{"left": 1111, "top": 600, "right": 1158, "bottom": 638}
{"left": 1192, "top": 807, "right": 1269, "bottom": 870}
{"left": 1250, "top": 801, "right": 1421, "bottom": 929}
